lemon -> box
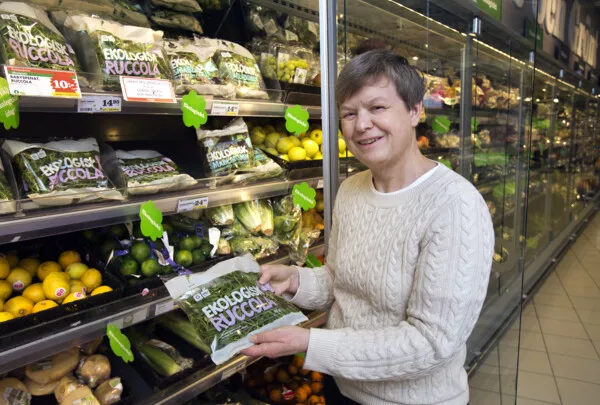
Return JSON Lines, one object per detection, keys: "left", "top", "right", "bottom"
{"left": 265, "top": 147, "right": 278, "bottom": 156}
{"left": 265, "top": 132, "right": 281, "bottom": 149}
{"left": 37, "top": 261, "right": 62, "bottom": 281}
{"left": 314, "top": 152, "right": 323, "bottom": 160}
{"left": 348, "top": 150, "right": 354, "bottom": 157}
{"left": 309, "top": 129, "right": 323, "bottom": 145}
{"left": 61, "top": 292, "right": 86, "bottom": 305}
{"left": 250, "top": 128, "right": 266, "bottom": 145}
{"left": 288, "top": 146, "right": 307, "bottom": 162}
{"left": 338, "top": 138, "right": 347, "bottom": 153}
{"left": 276, "top": 137, "right": 294, "bottom": 154}
{"left": 6, "top": 268, "right": 32, "bottom": 292}
{"left": 0, "top": 258, "right": 9, "bottom": 279}
{"left": 0, "top": 280, "right": 11, "bottom": 301}
{"left": 18, "top": 258, "right": 40, "bottom": 277}
{"left": 5, "top": 296, "right": 33, "bottom": 318}
{"left": 4, "top": 253, "right": 18, "bottom": 268}
{"left": 70, "top": 280, "right": 87, "bottom": 295}
{"left": 43, "top": 272, "right": 70, "bottom": 302}
{"left": 280, "top": 154, "right": 289, "bottom": 161}
{"left": 91, "top": 286, "right": 113, "bottom": 296}
{"left": 81, "top": 269, "right": 102, "bottom": 292}
{"left": 65, "top": 262, "right": 88, "bottom": 280}
{"left": 58, "top": 250, "right": 81, "bottom": 270}
{"left": 22, "top": 283, "right": 45, "bottom": 304}
{"left": 32, "top": 300, "right": 58, "bottom": 313}
{"left": 0, "top": 312, "right": 14, "bottom": 323}
{"left": 301, "top": 139, "right": 319, "bottom": 158}
{"left": 288, "top": 136, "right": 301, "bottom": 147}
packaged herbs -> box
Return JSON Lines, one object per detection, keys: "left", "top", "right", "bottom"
{"left": 150, "top": 9, "right": 204, "bottom": 34}
{"left": 165, "top": 254, "right": 307, "bottom": 365}
{"left": 2, "top": 138, "right": 123, "bottom": 206}
{"left": 116, "top": 149, "right": 197, "bottom": 195}
{"left": 0, "top": 159, "right": 15, "bottom": 214}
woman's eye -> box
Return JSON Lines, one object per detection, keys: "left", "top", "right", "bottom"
{"left": 372, "top": 106, "right": 385, "bottom": 111}
{"left": 342, "top": 112, "right": 355, "bottom": 119}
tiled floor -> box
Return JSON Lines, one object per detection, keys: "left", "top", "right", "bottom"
{"left": 470, "top": 213, "right": 600, "bottom": 405}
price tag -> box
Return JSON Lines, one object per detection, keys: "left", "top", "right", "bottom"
{"left": 177, "top": 197, "right": 208, "bottom": 213}
{"left": 221, "top": 359, "right": 247, "bottom": 381}
{"left": 4, "top": 66, "right": 81, "bottom": 98}
{"left": 112, "top": 308, "right": 148, "bottom": 329}
{"left": 317, "top": 179, "right": 324, "bottom": 189}
{"left": 78, "top": 95, "right": 122, "bottom": 113}
{"left": 211, "top": 101, "right": 239, "bottom": 116}
{"left": 120, "top": 76, "right": 176, "bottom": 103}
{"left": 155, "top": 300, "right": 176, "bottom": 317}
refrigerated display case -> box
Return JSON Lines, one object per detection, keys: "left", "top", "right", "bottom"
{"left": 0, "top": 1, "right": 598, "bottom": 404}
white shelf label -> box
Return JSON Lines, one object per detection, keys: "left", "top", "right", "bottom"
{"left": 317, "top": 179, "right": 324, "bottom": 189}
{"left": 4, "top": 66, "right": 81, "bottom": 98}
{"left": 112, "top": 308, "right": 148, "bottom": 329}
{"left": 155, "top": 300, "right": 176, "bottom": 316}
{"left": 120, "top": 76, "right": 176, "bottom": 103}
{"left": 211, "top": 101, "right": 240, "bottom": 116}
{"left": 177, "top": 197, "right": 208, "bottom": 213}
{"left": 78, "top": 95, "right": 122, "bottom": 113}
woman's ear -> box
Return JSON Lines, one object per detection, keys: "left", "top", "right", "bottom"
{"left": 409, "top": 102, "right": 423, "bottom": 127}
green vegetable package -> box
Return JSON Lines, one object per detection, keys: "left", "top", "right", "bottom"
{"left": 0, "top": 159, "right": 15, "bottom": 214}
{"left": 164, "top": 254, "right": 307, "bottom": 365}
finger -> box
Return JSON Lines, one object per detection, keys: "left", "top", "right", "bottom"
{"left": 272, "top": 281, "right": 290, "bottom": 296}
{"left": 250, "top": 330, "right": 277, "bottom": 344}
{"left": 258, "top": 265, "right": 275, "bottom": 284}
{"left": 241, "top": 345, "right": 264, "bottom": 358}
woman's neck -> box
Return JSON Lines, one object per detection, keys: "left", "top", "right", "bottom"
{"left": 371, "top": 148, "right": 436, "bottom": 193}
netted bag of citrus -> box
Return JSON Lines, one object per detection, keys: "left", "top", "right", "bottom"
{"left": 165, "top": 254, "right": 307, "bottom": 365}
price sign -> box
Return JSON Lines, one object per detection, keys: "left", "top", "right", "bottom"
{"left": 177, "top": 197, "right": 209, "bottom": 213}
{"left": 78, "top": 95, "right": 122, "bottom": 113}
{"left": 120, "top": 76, "right": 176, "bottom": 103}
{"left": 4, "top": 66, "right": 81, "bottom": 98}
{"left": 211, "top": 101, "right": 240, "bottom": 116}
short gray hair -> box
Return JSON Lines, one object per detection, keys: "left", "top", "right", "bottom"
{"left": 336, "top": 49, "right": 425, "bottom": 110}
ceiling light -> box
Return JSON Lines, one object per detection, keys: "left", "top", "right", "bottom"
{"left": 553, "top": 98, "right": 559, "bottom": 103}
{"left": 412, "top": 56, "right": 419, "bottom": 61}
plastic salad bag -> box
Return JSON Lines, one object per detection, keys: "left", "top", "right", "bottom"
{"left": 0, "top": 159, "right": 15, "bottom": 214}
{"left": 150, "top": 10, "right": 204, "bottom": 34}
{"left": 164, "top": 254, "right": 307, "bottom": 365}
{"left": 116, "top": 149, "right": 197, "bottom": 195}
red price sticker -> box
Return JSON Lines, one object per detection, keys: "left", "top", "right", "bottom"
{"left": 4, "top": 66, "right": 81, "bottom": 99}
{"left": 49, "top": 71, "right": 80, "bottom": 96}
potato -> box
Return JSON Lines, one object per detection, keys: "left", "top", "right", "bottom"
{"left": 94, "top": 378, "right": 123, "bottom": 405}
{"left": 0, "top": 378, "right": 30, "bottom": 405}
{"left": 54, "top": 375, "right": 81, "bottom": 403}
{"left": 24, "top": 378, "right": 59, "bottom": 396}
{"left": 26, "top": 348, "right": 80, "bottom": 384}
{"left": 76, "top": 355, "right": 111, "bottom": 388}
{"left": 60, "top": 386, "right": 100, "bottom": 405}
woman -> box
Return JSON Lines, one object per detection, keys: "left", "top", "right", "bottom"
{"left": 242, "top": 49, "right": 494, "bottom": 405}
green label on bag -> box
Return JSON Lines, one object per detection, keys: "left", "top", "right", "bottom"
{"left": 305, "top": 254, "right": 322, "bottom": 268}
{"left": 139, "top": 201, "right": 163, "bottom": 241}
{"left": 432, "top": 116, "right": 451, "bottom": 134}
{"left": 292, "top": 182, "right": 316, "bottom": 211}
{"left": 0, "top": 78, "right": 19, "bottom": 130}
{"left": 107, "top": 324, "right": 134, "bottom": 363}
{"left": 181, "top": 90, "right": 207, "bottom": 129}
{"left": 285, "top": 105, "right": 309, "bottom": 135}
{"left": 471, "top": 117, "right": 479, "bottom": 132}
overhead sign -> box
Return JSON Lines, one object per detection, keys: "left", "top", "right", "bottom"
{"left": 477, "top": 0, "right": 502, "bottom": 21}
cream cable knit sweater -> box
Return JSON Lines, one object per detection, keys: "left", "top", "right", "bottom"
{"left": 291, "top": 164, "right": 494, "bottom": 405}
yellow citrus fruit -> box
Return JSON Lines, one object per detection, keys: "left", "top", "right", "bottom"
{"left": 66, "top": 262, "right": 89, "bottom": 280}
{"left": 309, "top": 129, "right": 323, "bottom": 145}
{"left": 288, "top": 136, "right": 301, "bottom": 147}
{"left": 22, "top": 283, "right": 45, "bottom": 304}
{"left": 313, "top": 152, "right": 323, "bottom": 160}
{"left": 265, "top": 132, "right": 281, "bottom": 149}
{"left": 32, "top": 300, "right": 58, "bottom": 313}
{"left": 18, "top": 258, "right": 40, "bottom": 277}
{"left": 265, "top": 147, "right": 279, "bottom": 156}
{"left": 0, "top": 280, "right": 11, "bottom": 301}
{"left": 0, "top": 300, "right": 3, "bottom": 311}
{"left": 58, "top": 250, "right": 81, "bottom": 270}
{"left": 280, "top": 154, "right": 289, "bottom": 161}
{"left": 70, "top": 280, "right": 87, "bottom": 295}
{"left": 4, "top": 296, "right": 33, "bottom": 318}
{"left": 338, "top": 138, "right": 347, "bottom": 153}
{"left": 0, "top": 258, "right": 10, "bottom": 279}
{"left": 288, "top": 146, "right": 307, "bottom": 162}
{"left": 43, "top": 272, "right": 71, "bottom": 302}
{"left": 4, "top": 253, "right": 19, "bottom": 268}
{"left": 37, "top": 261, "right": 62, "bottom": 281}
{"left": 61, "top": 292, "right": 86, "bottom": 305}
{"left": 81, "top": 269, "right": 102, "bottom": 292}
{"left": 0, "top": 311, "right": 14, "bottom": 323}
{"left": 90, "top": 286, "right": 113, "bottom": 296}
{"left": 301, "top": 139, "right": 319, "bottom": 158}
{"left": 276, "top": 137, "right": 294, "bottom": 154}
{"left": 6, "top": 268, "right": 32, "bottom": 292}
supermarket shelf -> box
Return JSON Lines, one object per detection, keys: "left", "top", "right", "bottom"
{"left": 0, "top": 177, "right": 323, "bottom": 244}
{"left": 0, "top": 243, "right": 325, "bottom": 375}
{"left": 136, "top": 310, "right": 327, "bottom": 405}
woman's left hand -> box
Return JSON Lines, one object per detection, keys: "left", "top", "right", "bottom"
{"left": 241, "top": 326, "right": 310, "bottom": 358}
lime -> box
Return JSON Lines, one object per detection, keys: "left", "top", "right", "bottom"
{"left": 160, "top": 265, "right": 173, "bottom": 275}
{"left": 179, "top": 237, "right": 196, "bottom": 252}
{"left": 288, "top": 147, "right": 307, "bottom": 162}
{"left": 119, "top": 257, "right": 139, "bottom": 277}
{"left": 82, "top": 229, "right": 100, "bottom": 243}
{"left": 162, "top": 223, "right": 174, "bottom": 235}
{"left": 101, "top": 240, "right": 121, "bottom": 260}
{"left": 276, "top": 137, "right": 294, "bottom": 154}
{"left": 199, "top": 244, "right": 213, "bottom": 259}
{"left": 131, "top": 242, "right": 151, "bottom": 263}
{"left": 175, "top": 250, "right": 193, "bottom": 267}
{"left": 108, "top": 224, "right": 127, "bottom": 239}
{"left": 191, "top": 235, "right": 203, "bottom": 248}
{"left": 192, "top": 249, "right": 206, "bottom": 265}
{"left": 141, "top": 258, "right": 161, "bottom": 278}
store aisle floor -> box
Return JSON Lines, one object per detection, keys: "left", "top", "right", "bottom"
{"left": 469, "top": 213, "right": 600, "bottom": 405}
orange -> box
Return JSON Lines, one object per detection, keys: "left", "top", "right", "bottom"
{"left": 58, "top": 250, "right": 81, "bottom": 270}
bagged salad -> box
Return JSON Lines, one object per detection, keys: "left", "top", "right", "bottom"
{"left": 2, "top": 138, "right": 123, "bottom": 206}
{"left": 116, "top": 149, "right": 197, "bottom": 195}
{"left": 0, "top": 159, "right": 15, "bottom": 214}
{"left": 150, "top": 9, "right": 204, "bottom": 34}
{"left": 164, "top": 254, "right": 308, "bottom": 365}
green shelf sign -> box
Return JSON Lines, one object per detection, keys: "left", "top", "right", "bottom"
{"left": 477, "top": 0, "right": 501, "bottom": 21}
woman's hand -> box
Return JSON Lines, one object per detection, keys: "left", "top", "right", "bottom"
{"left": 241, "top": 326, "right": 309, "bottom": 358}
{"left": 258, "top": 264, "right": 300, "bottom": 296}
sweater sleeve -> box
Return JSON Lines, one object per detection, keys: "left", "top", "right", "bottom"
{"left": 303, "top": 191, "right": 494, "bottom": 381}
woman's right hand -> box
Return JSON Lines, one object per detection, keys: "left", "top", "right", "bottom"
{"left": 258, "top": 264, "right": 300, "bottom": 296}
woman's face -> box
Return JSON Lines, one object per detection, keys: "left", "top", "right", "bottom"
{"left": 339, "top": 76, "right": 421, "bottom": 171}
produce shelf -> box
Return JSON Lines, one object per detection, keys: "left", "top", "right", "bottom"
{"left": 0, "top": 177, "right": 323, "bottom": 245}
{"left": 0, "top": 243, "right": 325, "bottom": 375}
{"left": 135, "top": 310, "right": 327, "bottom": 405}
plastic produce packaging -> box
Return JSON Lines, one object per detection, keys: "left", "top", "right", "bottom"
{"left": 116, "top": 149, "right": 197, "bottom": 195}
{"left": 0, "top": 377, "right": 31, "bottom": 405}
{"left": 276, "top": 44, "right": 313, "bottom": 84}
{"left": 150, "top": 9, "right": 203, "bottom": 34}
{"left": 0, "top": 159, "right": 15, "bottom": 214}
{"left": 76, "top": 354, "right": 111, "bottom": 389}
{"left": 206, "top": 204, "right": 234, "bottom": 226}
{"left": 165, "top": 254, "right": 307, "bottom": 365}
{"left": 3, "top": 138, "right": 123, "bottom": 206}
{"left": 150, "top": 0, "right": 202, "bottom": 13}
{"left": 93, "top": 378, "right": 123, "bottom": 405}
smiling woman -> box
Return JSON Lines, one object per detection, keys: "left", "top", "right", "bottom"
{"left": 243, "top": 49, "right": 494, "bottom": 405}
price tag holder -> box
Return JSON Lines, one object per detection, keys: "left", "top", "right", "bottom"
{"left": 78, "top": 95, "right": 122, "bottom": 113}
{"left": 211, "top": 101, "right": 240, "bottom": 116}
{"left": 112, "top": 308, "right": 148, "bottom": 329}
{"left": 154, "top": 300, "right": 176, "bottom": 317}
{"left": 177, "top": 197, "right": 208, "bottom": 213}
{"left": 221, "top": 359, "right": 247, "bottom": 381}
{"left": 317, "top": 179, "right": 324, "bottom": 189}
{"left": 4, "top": 66, "right": 81, "bottom": 99}
{"left": 120, "top": 76, "right": 176, "bottom": 103}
